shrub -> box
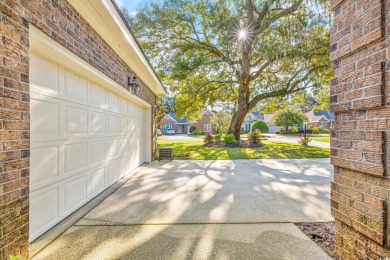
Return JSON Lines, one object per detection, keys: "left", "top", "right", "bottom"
{"left": 192, "top": 129, "right": 202, "bottom": 135}
{"left": 248, "top": 129, "right": 261, "bottom": 143}
{"left": 290, "top": 128, "right": 298, "bottom": 134}
{"left": 215, "top": 134, "right": 222, "bottom": 141}
{"left": 200, "top": 131, "right": 205, "bottom": 135}
{"left": 311, "top": 126, "right": 321, "bottom": 134}
{"left": 279, "top": 128, "right": 286, "bottom": 134}
{"left": 275, "top": 130, "right": 281, "bottom": 135}
{"left": 224, "top": 134, "right": 236, "bottom": 144}
{"left": 251, "top": 120, "right": 269, "bottom": 133}
{"left": 322, "top": 129, "right": 331, "bottom": 134}
{"left": 204, "top": 133, "right": 215, "bottom": 144}
{"left": 189, "top": 125, "right": 197, "bottom": 133}
{"left": 240, "top": 127, "right": 245, "bottom": 134}
{"left": 297, "top": 137, "right": 312, "bottom": 146}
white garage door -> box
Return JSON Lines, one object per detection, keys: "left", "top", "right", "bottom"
{"left": 29, "top": 52, "right": 147, "bottom": 241}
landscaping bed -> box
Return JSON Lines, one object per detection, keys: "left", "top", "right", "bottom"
{"left": 296, "top": 222, "right": 335, "bottom": 258}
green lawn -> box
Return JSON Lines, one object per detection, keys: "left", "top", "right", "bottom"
{"left": 312, "top": 137, "right": 330, "bottom": 143}
{"left": 189, "top": 134, "right": 249, "bottom": 138}
{"left": 157, "top": 140, "right": 330, "bottom": 160}
{"left": 278, "top": 134, "right": 330, "bottom": 137}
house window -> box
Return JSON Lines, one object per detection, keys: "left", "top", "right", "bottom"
{"left": 204, "top": 124, "right": 211, "bottom": 132}
{"left": 163, "top": 124, "right": 172, "bottom": 131}
{"left": 245, "top": 121, "right": 250, "bottom": 132}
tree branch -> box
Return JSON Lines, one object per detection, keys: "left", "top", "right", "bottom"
{"left": 248, "top": 63, "right": 329, "bottom": 109}
{"left": 255, "top": 0, "right": 304, "bottom": 34}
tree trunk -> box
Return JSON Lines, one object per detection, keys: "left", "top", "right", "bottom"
{"left": 228, "top": 104, "right": 249, "bottom": 141}
{"left": 227, "top": 0, "right": 254, "bottom": 141}
{"left": 285, "top": 126, "right": 289, "bottom": 135}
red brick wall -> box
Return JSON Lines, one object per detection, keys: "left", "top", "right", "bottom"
{"left": 1, "top": 0, "right": 158, "bottom": 259}
{"left": 330, "top": 0, "right": 390, "bottom": 258}
{"left": 195, "top": 111, "right": 216, "bottom": 134}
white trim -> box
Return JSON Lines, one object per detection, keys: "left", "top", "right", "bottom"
{"left": 67, "top": 0, "right": 166, "bottom": 96}
{"left": 163, "top": 114, "right": 179, "bottom": 123}
{"left": 29, "top": 26, "right": 151, "bottom": 109}
{"left": 200, "top": 110, "right": 212, "bottom": 117}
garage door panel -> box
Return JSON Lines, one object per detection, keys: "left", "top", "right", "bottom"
{"left": 120, "top": 116, "right": 128, "bottom": 134}
{"left": 89, "top": 167, "right": 105, "bottom": 196}
{"left": 64, "top": 143, "right": 88, "bottom": 174}
{"left": 90, "top": 141, "right": 106, "bottom": 165}
{"left": 119, "top": 97, "right": 127, "bottom": 114}
{"left": 108, "top": 92, "right": 119, "bottom": 111}
{"left": 63, "top": 176, "right": 87, "bottom": 215}
{"left": 30, "top": 53, "right": 59, "bottom": 93}
{"left": 107, "top": 139, "right": 118, "bottom": 158}
{"left": 91, "top": 111, "right": 106, "bottom": 134}
{"left": 30, "top": 187, "right": 60, "bottom": 239}
{"left": 30, "top": 146, "right": 59, "bottom": 185}
{"left": 106, "top": 161, "right": 118, "bottom": 185}
{"left": 107, "top": 114, "right": 119, "bottom": 134}
{"left": 90, "top": 82, "right": 107, "bottom": 108}
{"left": 31, "top": 98, "right": 60, "bottom": 139}
{"left": 64, "top": 69, "right": 88, "bottom": 102}
{"left": 65, "top": 106, "right": 88, "bottom": 134}
{"left": 30, "top": 51, "right": 147, "bottom": 241}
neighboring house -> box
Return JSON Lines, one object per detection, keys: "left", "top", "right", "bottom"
{"left": 0, "top": 0, "right": 166, "bottom": 256}
{"left": 194, "top": 110, "right": 215, "bottom": 134}
{"left": 263, "top": 114, "right": 282, "bottom": 134}
{"left": 161, "top": 110, "right": 215, "bottom": 134}
{"left": 241, "top": 112, "right": 264, "bottom": 132}
{"left": 305, "top": 110, "right": 334, "bottom": 130}
{"left": 162, "top": 113, "right": 191, "bottom": 134}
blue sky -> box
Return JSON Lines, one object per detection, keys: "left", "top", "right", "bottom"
{"left": 115, "top": 0, "right": 147, "bottom": 12}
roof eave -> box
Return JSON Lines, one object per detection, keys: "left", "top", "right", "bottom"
{"left": 68, "top": 0, "right": 166, "bottom": 96}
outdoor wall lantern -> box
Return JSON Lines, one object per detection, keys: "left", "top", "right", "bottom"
{"left": 128, "top": 76, "right": 140, "bottom": 95}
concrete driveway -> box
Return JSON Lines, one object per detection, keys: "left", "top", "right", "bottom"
{"left": 33, "top": 159, "right": 333, "bottom": 260}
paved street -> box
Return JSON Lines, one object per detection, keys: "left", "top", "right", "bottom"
{"left": 33, "top": 159, "right": 333, "bottom": 259}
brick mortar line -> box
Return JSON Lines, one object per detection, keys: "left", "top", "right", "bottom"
{"left": 331, "top": 37, "right": 385, "bottom": 62}
{"left": 332, "top": 180, "right": 390, "bottom": 201}
{"left": 332, "top": 163, "right": 387, "bottom": 177}
{"left": 332, "top": 207, "right": 384, "bottom": 234}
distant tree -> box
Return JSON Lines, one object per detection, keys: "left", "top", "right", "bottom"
{"left": 251, "top": 120, "right": 269, "bottom": 133}
{"left": 161, "top": 95, "right": 176, "bottom": 113}
{"left": 273, "top": 108, "right": 307, "bottom": 134}
{"left": 312, "top": 86, "right": 330, "bottom": 111}
{"left": 211, "top": 111, "right": 232, "bottom": 134}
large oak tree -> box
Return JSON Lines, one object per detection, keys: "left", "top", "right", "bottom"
{"left": 125, "top": 0, "right": 332, "bottom": 140}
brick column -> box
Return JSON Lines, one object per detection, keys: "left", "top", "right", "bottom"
{"left": 330, "top": 0, "right": 390, "bottom": 258}
{"left": 0, "top": 2, "right": 30, "bottom": 259}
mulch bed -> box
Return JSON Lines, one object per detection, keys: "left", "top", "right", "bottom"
{"left": 296, "top": 222, "right": 335, "bottom": 258}
{"left": 204, "top": 140, "right": 263, "bottom": 148}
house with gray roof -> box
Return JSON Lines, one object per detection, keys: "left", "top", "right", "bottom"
{"left": 241, "top": 111, "right": 265, "bottom": 132}
{"left": 305, "top": 110, "right": 334, "bottom": 129}
{"left": 161, "top": 110, "right": 215, "bottom": 134}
